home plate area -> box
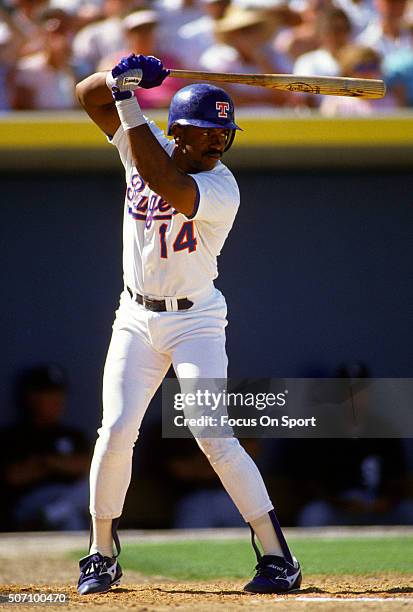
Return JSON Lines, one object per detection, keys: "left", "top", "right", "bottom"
{"left": 0, "top": 529, "right": 412, "bottom": 611}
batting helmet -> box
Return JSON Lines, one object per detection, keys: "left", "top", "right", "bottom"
{"left": 167, "top": 84, "right": 241, "bottom": 151}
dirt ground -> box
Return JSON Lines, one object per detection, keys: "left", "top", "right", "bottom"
{"left": 1, "top": 530, "right": 412, "bottom": 612}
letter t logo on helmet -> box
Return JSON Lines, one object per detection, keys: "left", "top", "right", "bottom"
{"left": 216, "top": 101, "right": 230, "bottom": 118}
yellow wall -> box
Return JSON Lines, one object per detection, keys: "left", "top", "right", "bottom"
{"left": 2, "top": 112, "right": 413, "bottom": 149}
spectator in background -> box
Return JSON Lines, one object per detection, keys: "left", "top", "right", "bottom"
{"left": 175, "top": 0, "right": 231, "bottom": 69}
{"left": 274, "top": 0, "right": 333, "bottom": 62}
{"left": 0, "top": 22, "right": 13, "bottom": 109}
{"left": 98, "top": 9, "right": 182, "bottom": 108}
{"left": 97, "top": 8, "right": 157, "bottom": 68}
{"left": 235, "top": 0, "right": 302, "bottom": 30}
{"left": 155, "top": 0, "right": 204, "bottom": 57}
{"left": 72, "top": 0, "right": 144, "bottom": 77}
{"left": 49, "top": 0, "right": 104, "bottom": 32}
{"left": 261, "top": 0, "right": 303, "bottom": 26}
{"left": 294, "top": 7, "right": 352, "bottom": 76}
{"left": 297, "top": 435, "right": 413, "bottom": 526}
{"left": 320, "top": 44, "right": 398, "bottom": 114}
{"left": 357, "top": 0, "right": 411, "bottom": 55}
{"left": 0, "top": 6, "right": 28, "bottom": 109}
{"left": 334, "top": 0, "right": 376, "bottom": 36}
{"left": 292, "top": 7, "right": 352, "bottom": 108}
{"left": 8, "top": 0, "right": 48, "bottom": 56}
{"left": 200, "top": 6, "right": 292, "bottom": 106}
{"left": 383, "top": 40, "right": 413, "bottom": 107}
{"left": 277, "top": 363, "right": 413, "bottom": 526}
{"left": 0, "top": 365, "right": 91, "bottom": 530}
{"left": 12, "top": 9, "right": 78, "bottom": 109}
{"left": 298, "top": 363, "right": 413, "bottom": 526}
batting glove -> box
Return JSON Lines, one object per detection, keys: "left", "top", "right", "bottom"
{"left": 107, "top": 54, "right": 169, "bottom": 95}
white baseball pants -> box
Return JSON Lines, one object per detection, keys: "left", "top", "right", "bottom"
{"left": 89, "top": 288, "right": 273, "bottom": 522}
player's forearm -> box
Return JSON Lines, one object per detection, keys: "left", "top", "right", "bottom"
{"left": 76, "top": 72, "right": 113, "bottom": 109}
{"left": 125, "top": 126, "right": 194, "bottom": 216}
{"left": 111, "top": 54, "right": 196, "bottom": 215}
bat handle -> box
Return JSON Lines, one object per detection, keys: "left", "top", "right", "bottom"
{"left": 167, "top": 69, "right": 220, "bottom": 81}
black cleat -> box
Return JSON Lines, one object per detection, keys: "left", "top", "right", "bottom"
{"left": 244, "top": 554, "right": 302, "bottom": 594}
{"left": 77, "top": 552, "right": 122, "bottom": 595}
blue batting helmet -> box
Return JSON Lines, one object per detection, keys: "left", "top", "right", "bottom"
{"left": 167, "top": 83, "right": 241, "bottom": 151}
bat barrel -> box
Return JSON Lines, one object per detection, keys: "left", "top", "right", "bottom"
{"left": 167, "top": 70, "right": 386, "bottom": 100}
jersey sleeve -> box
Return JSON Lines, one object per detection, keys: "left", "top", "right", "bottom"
{"left": 189, "top": 165, "right": 240, "bottom": 226}
{"left": 109, "top": 118, "right": 175, "bottom": 174}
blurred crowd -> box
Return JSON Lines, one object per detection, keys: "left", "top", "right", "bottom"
{"left": 1, "top": 0, "right": 413, "bottom": 114}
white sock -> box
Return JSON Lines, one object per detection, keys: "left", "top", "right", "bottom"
{"left": 250, "top": 513, "right": 284, "bottom": 557}
{"left": 89, "top": 517, "right": 114, "bottom": 558}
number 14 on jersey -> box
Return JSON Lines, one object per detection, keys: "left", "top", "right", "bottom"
{"left": 159, "top": 221, "right": 197, "bottom": 259}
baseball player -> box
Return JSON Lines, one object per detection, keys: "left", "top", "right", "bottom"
{"left": 75, "top": 54, "right": 301, "bottom": 596}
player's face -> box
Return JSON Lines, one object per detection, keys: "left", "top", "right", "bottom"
{"left": 172, "top": 125, "right": 230, "bottom": 172}
{"left": 27, "top": 389, "right": 65, "bottom": 427}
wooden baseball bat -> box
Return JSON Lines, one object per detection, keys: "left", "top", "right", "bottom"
{"left": 167, "top": 69, "right": 386, "bottom": 99}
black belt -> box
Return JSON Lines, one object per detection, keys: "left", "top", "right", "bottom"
{"left": 127, "top": 286, "right": 193, "bottom": 312}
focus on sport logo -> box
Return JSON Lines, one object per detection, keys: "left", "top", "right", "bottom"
{"left": 216, "top": 101, "right": 230, "bottom": 118}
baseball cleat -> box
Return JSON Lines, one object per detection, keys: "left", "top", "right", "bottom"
{"left": 243, "top": 555, "right": 302, "bottom": 594}
{"left": 77, "top": 552, "right": 122, "bottom": 595}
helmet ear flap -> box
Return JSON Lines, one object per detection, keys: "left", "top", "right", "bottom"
{"left": 224, "top": 129, "right": 236, "bottom": 152}
{"left": 169, "top": 122, "right": 179, "bottom": 139}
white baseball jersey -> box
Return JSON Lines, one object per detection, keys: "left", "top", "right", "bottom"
{"left": 110, "top": 120, "right": 240, "bottom": 299}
